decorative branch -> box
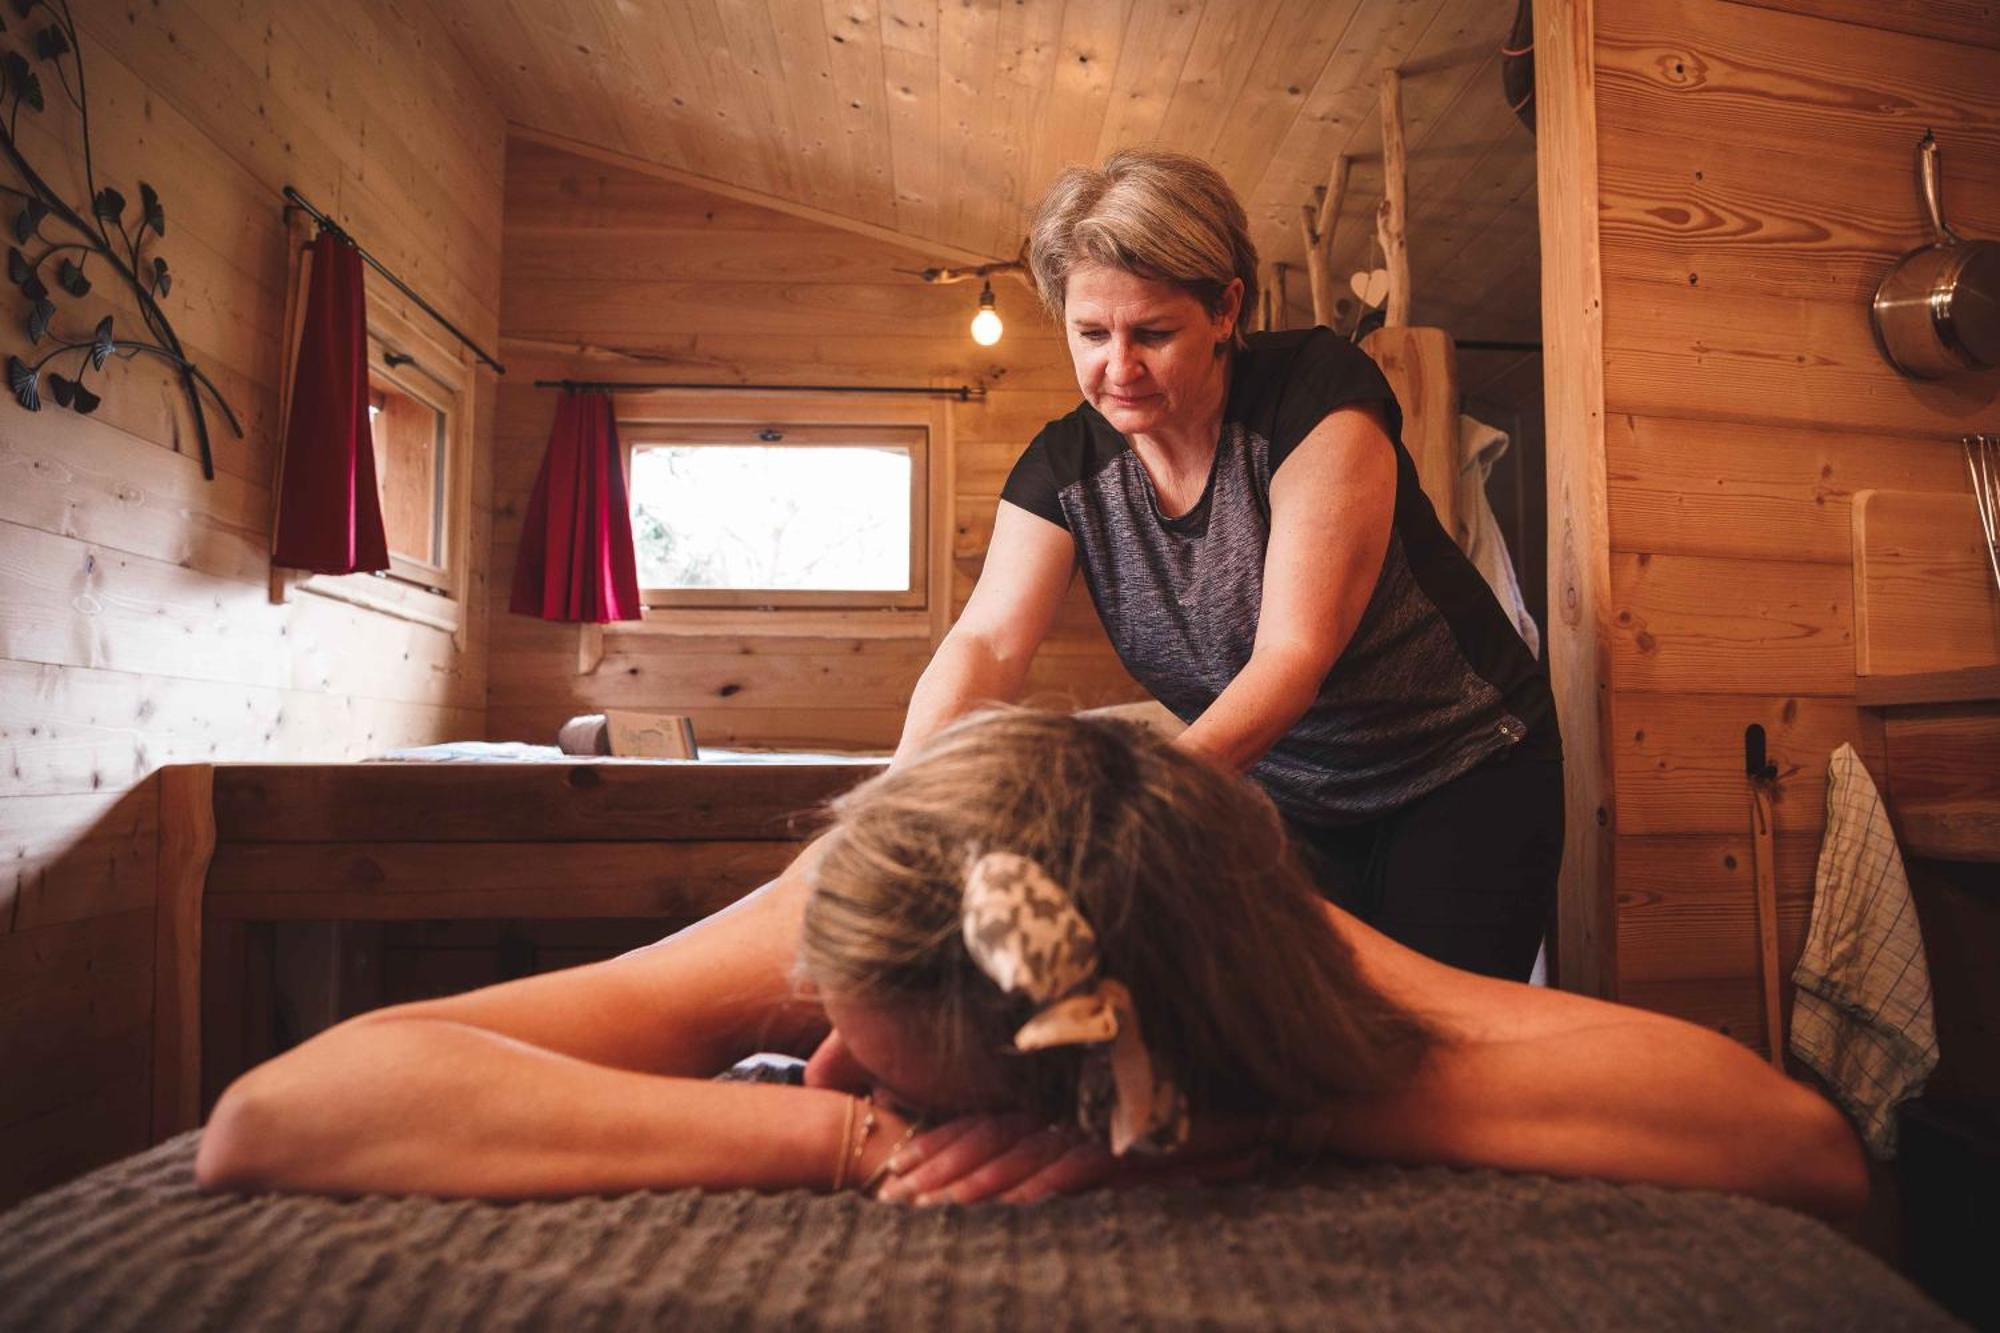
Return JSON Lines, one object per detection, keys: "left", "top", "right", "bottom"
{"left": 0, "top": 0, "right": 238, "bottom": 479}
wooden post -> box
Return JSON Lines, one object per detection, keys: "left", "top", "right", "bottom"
{"left": 1379, "top": 68, "right": 1411, "bottom": 328}
{"left": 1273, "top": 262, "right": 1291, "bottom": 330}
{"left": 1299, "top": 156, "right": 1348, "bottom": 329}
{"left": 153, "top": 764, "right": 215, "bottom": 1140}
{"left": 1300, "top": 206, "right": 1329, "bottom": 327}
{"left": 1537, "top": 0, "right": 1615, "bottom": 998}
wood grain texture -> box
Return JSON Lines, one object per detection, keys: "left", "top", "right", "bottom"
{"left": 0, "top": 0, "right": 505, "bottom": 1202}
{"left": 1851, "top": 490, "right": 2000, "bottom": 678}
{"left": 210, "top": 762, "right": 882, "bottom": 844}
{"left": 1883, "top": 709, "right": 2000, "bottom": 862}
{"left": 1719, "top": 0, "right": 2000, "bottom": 54}
{"left": 1613, "top": 692, "right": 1883, "bottom": 838}
{"left": 1576, "top": 0, "right": 2000, "bottom": 1033}
{"left": 206, "top": 840, "right": 799, "bottom": 922}
{"left": 1536, "top": 0, "right": 1617, "bottom": 997}
{"left": 492, "top": 136, "right": 1112, "bottom": 750}
{"left": 1609, "top": 552, "right": 1854, "bottom": 697}
{"left": 153, "top": 767, "right": 214, "bottom": 1140}
{"left": 432, "top": 0, "right": 1541, "bottom": 342}
{"left": 1606, "top": 414, "right": 1969, "bottom": 564}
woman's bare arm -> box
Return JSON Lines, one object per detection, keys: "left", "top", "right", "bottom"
{"left": 1176, "top": 404, "right": 1395, "bottom": 773}
{"left": 893, "top": 500, "right": 1074, "bottom": 766}
{"left": 194, "top": 853, "right": 878, "bottom": 1198}
{"left": 1311, "top": 909, "right": 1869, "bottom": 1222}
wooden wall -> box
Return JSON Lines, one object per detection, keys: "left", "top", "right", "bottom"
{"left": 0, "top": 2, "right": 504, "bottom": 1203}
{"left": 1545, "top": 0, "right": 1997, "bottom": 1043}
{"left": 489, "top": 137, "right": 1142, "bottom": 751}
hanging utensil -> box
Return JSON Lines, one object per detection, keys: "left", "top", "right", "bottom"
{"left": 1871, "top": 133, "right": 2000, "bottom": 380}
{"left": 1744, "top": 724, "right": 1785, "bottom": 1072}
{"left": 1969, "top": 434, "right": 2000, "bottom": 597}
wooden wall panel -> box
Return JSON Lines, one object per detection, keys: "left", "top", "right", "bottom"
{"left": 1575, "top": 0, "right": 2000, "bottom": 1038}
{"left": 490, "top": 137, "right": 1140, "bottom": 753}
{"left": 0, "top": 2, "right": 505, "bottom": 1204}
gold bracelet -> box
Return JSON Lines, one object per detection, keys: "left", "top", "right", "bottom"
{"left": 846, "top": 1102, "right": 878, "bottom": 1188}
{"left": 859, "top": 1121, "right": 924, "bottom": 1197}
{"left": 831, "top": 1095, "right": 858, "bottom": 1193}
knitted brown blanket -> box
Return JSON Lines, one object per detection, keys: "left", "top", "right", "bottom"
{"left": 0, "top": 1133, "right": 1955, "bottom": 1331}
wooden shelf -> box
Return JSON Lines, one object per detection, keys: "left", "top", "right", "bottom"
{"left": 1856, "top": 665, "right": 2000, "bottom": 707}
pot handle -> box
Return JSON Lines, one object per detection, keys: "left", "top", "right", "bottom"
{"left": 1921, "top": 131, "right": 1961, "bottom": 246}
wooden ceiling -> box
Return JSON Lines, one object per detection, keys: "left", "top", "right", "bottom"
{"left": 427, "top": 0, "right": 1540, "bottom": 348}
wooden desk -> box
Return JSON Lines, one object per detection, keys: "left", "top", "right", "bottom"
{"left": 153, "top": 758, "right": 883, "bottom": 1138}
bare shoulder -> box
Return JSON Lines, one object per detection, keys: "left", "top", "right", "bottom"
{"left": 1315, "top": 904, "right": 1868, "bottom": 1221}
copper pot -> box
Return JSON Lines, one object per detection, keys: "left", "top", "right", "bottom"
{"left": 1871, "top": 132, "right": 2000, "bottom": 380}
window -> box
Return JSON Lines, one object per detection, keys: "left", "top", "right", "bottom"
{"left": 270, "top": 215, "right": 475, "bottom": 644}
{"left": 367, "top": 343, "right": 461, "bottom": 595}
{"left": 626, "top": 424, "right": 927, "bottom": 609}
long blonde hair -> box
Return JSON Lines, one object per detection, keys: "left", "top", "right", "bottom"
{"left": 800, "top": 708, "right": 1434, "bottom": 1127}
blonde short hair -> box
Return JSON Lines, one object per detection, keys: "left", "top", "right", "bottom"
{"left": 1027, "top": 150, "right": 1260, "bottom": 349}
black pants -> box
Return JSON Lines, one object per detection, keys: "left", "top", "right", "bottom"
{"left": 1284, "top": 734, "right": 1564, "bottom": 983}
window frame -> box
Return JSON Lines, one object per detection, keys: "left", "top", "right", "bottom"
{"left": 609, "top": 389, "right": 953, "bottom": 643}
{"left": 625, "top": 421, "right": 928, "bottom": 612}
{"left": 269, "top": 213, "right": 477, "bottom": 647}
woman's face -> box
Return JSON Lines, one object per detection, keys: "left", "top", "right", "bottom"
{"left": 1062, "top": 262, "right": 1242, "bottom": 438}
{"left": 806, "top": 991, "right": 1015, "bottom": 1119}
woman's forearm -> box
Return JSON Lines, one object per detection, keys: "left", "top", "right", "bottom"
{"left": 1174, "top": 643, "right": 1325, "bottom": 772}
{"left": 195, "top": 1015, "right": 851, "bottom": 1199}
{"left": 892, "top": 630, "right": 1034, "bottom": 766}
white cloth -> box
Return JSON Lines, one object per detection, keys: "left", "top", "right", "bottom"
{"left": 1788, "top": 743, "right": 1939, "bottom": 1158}
{"left": 1456, "top": 415, "right": 1540, "bottom": 658}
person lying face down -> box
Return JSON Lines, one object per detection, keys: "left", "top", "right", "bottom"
{"left": 798, "top": 707, "right": 1435, "bottom": 1165}
{"left": 195, "top": 708, "right": 1865, "bottom": 1223}
{"left": 793, "top": 710, "right": 1865, "bottom": 1214}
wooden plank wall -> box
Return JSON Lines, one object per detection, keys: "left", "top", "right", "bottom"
{"left": 1582, "top": 0, "right": 1997, "bottom": 1047}
{"left": 489, "top": 137, "right": 1143, "bottom": 751}
{"left": 0, "top": 2, "right": 504, "bottom": 1204}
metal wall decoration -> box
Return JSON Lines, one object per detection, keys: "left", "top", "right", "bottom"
{"left": 0, "top": 0, "right": 239, "bottom": 479}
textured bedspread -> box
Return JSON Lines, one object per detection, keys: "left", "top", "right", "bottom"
{"left": 0, "top": 1133, "right": 1955, "bottom": 1332}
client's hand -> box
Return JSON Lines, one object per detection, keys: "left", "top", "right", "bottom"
{"left": 875, "top": 1114, "right": 1266, "bottom": 1206}
{"left": 875, "top": 1114, "right": 1111, "bottom": 1204}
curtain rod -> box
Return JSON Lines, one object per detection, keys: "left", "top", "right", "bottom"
{"left": 536, "top": 379, "right": 987, "bottom": 402}
{"left": 283, "top": 186, "right": 507, "bottom": 375}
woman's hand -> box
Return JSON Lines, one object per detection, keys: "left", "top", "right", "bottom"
{"left": 874, "top": 1114, "right": 1113, "bottom": 1204}
{"left": 875, "top": 1113, "right": 1268, "bottom": 1205}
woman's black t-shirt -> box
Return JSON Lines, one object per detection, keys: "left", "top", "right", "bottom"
{"left": 1000, "top": 327, "right": 1554, "bottom": 826}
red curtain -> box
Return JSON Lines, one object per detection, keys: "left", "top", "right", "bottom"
{"left": 272, "top": 228, "right": 389, "bottom": 574}
{"left": 509, "top": 389, "right": 643, "bottom": 622}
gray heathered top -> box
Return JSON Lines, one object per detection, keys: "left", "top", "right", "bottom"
{"left": 1003, "top": 328, "right": 1552, "bottom": 826}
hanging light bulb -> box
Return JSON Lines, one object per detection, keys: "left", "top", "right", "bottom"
{"left": 969, "top": 280, "right": 1003, "bottom": 346}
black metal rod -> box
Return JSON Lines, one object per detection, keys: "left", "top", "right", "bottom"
{"left": 535, "top": 378, "right": 987, "bottom": 402}
{"left": 1456, "top": 339, "right": 1542, "bottom": 352}
{"left": 283, "top": 185, "right": 507, "bottom": 375}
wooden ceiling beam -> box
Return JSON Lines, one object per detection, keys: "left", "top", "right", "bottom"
{"left": 506, "top": 125, "right": 1006, "bottom": 269}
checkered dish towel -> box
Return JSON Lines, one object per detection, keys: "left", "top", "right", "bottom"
{"left": 1788, "top": 743, "right": 1939, "bottom": 1158}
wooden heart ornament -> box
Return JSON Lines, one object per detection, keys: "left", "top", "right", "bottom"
{"left": 1348, "top": 268, "right": 1390, "bottom": 308}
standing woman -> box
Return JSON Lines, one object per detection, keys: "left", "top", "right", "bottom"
{"left": 899, "top": 149, "right": 1561, "bottom": 981}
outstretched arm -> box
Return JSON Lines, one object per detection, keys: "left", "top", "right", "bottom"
{"left": 194, "top": 849, "right": 907, "bottom": 1199}
{"left": 893, "top": 499, "right": 1074, "bottom": 766}
{"left": 1312, "top": 910, "right": 1869, "bottom": 1223}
